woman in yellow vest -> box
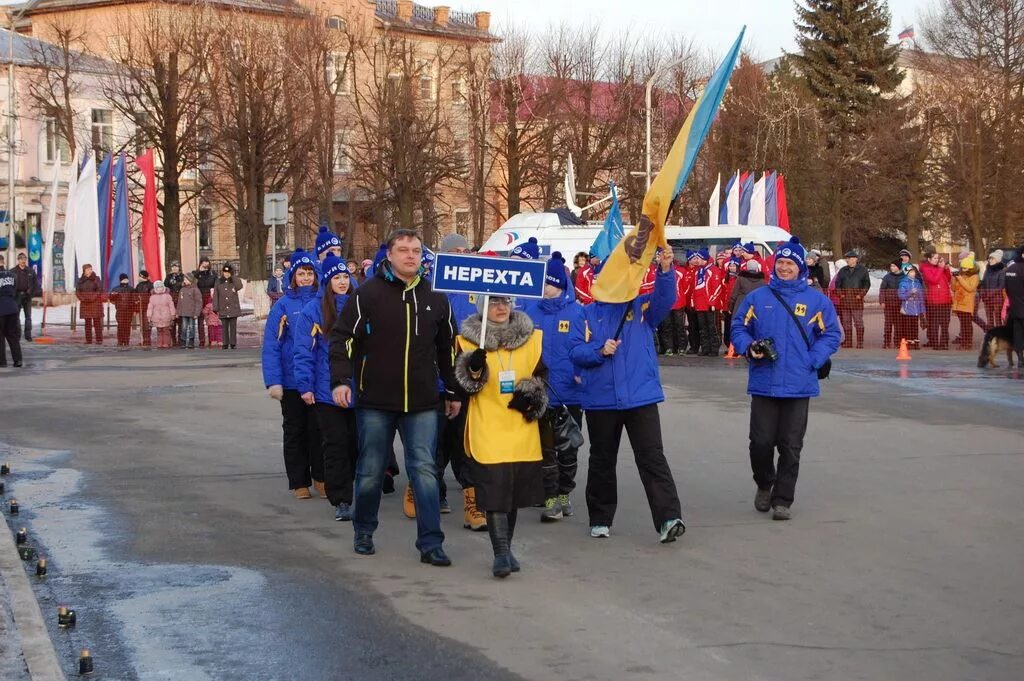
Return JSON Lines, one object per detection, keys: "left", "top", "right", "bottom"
{"left": 455, "top": 295, "right": 548, "bottom": 578}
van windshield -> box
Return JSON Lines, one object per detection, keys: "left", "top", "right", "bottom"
{"left": 668, "top": 238, "right": 769, "bottom": 259}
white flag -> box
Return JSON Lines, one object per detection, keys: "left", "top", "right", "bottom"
{"left": 726, "top": 171, "right": 740, "bottom": 226}
{"left": 709, "top": 173, "right": 721, "bottom": 227}
{"left": 72, "top": 154, "right": 101, "bottom": 282}
{"left": 748, "top": 173, "right": 767, "bottom": 225}
{"left": 41, "top": 160, "right": 62, "bottom": 294}
{"left": 63, "top": 151, "right": 80, "bottom": 292}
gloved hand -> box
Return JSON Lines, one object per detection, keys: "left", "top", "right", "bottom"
{"left": 468, "top": 348, "right": 487, "bottom": 372}
{"left": 507, "top": 390, "right": 533, "bottom": 416}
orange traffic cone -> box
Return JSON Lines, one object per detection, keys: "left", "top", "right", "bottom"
{"left": 896, "top": 338, "right": 912, "bottom": 361}
{"left": 724, "top": 344, "right": 740, "bottom": 359}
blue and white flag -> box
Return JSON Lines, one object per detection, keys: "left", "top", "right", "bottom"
{"left": 589, "top": 183, "right": 624, "bottom": 263}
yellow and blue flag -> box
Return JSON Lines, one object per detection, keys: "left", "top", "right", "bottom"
{"left": 592, "top": 27, "right": 746, "bottom": 303}
{"left": 590, "top": 182, "right": 624, "bottom": 262}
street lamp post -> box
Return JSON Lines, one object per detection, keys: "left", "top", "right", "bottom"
{"left": 6, "top": 0, "right": 43, "bottom": 265}
{"left": 645, "top": 55, "right": 690, "bottom": 192}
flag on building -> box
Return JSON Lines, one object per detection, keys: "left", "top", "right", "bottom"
{"left": 898, "top": 25, "right": 914, "bottom": 40}
{"left": 709, "top": 173, "right": 721, "bottom": 227}
{"left": 136, "top": 149, "right": 163, "bottom": 280}
{"left": 591, "top": 27, "right": 745, "bottom": 303}
{"left": 590, "top": 182, "right": 625, "bottom": 263}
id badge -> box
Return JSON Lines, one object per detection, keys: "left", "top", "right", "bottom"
{"left": 498, "top": 370, "right": 516, "bottom": 394}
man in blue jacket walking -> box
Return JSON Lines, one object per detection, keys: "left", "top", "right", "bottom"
{"left": 731, "top": 236, "right": 841, "bottom": 520}
{"left": 570, "top": 248, "right": 686, "bottom": 544}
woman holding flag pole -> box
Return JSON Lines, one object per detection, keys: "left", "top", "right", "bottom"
{"left": 570, "top": 27, "right": 745, "bottom": 543}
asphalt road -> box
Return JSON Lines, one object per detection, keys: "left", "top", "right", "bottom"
{"left": 1, "top": 345, "right": 1022, "bottom": 681}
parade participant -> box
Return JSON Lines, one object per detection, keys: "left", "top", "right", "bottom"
{"left": 658, "top": 258, "right": 687, "bottom": 355}
{"left": 192, "top": 256, "right": 217, "bottom": 347}
{"left": 951, "top": 253, "right": 980, "bottom": 350}
{"left": 879, "top": 261, "right": 903, "bottom": 349}
{"left": 834, "top": 250, "right": 870, "bottom": 348}
{"left": 898, "top": 264, "right": 925, "bottom": 347}
{"left": 329, "top": 229, "right": 459, "bottom": 565}
{"left": 147, "top": 280, "right": 177, "bottom": 348}
{"left": 683, "top": 252, "right": 700, "bottom": 354}
{"left": 521, "top": 253, "right": 585, "bottom": 522}
{"left": 294, "top": 253, "right": 358, "bottom": 519}
{"left": 920, "top": 251, "right": 953, "bottom": 350}
{"left": 455, "top": 294, "right": 548, "bottom": 577}
{"left": 0, "top": 255, "right": 22, "bottom": 367}
{"left": 266, "top": 266, "right": 285, "bottom": 303}
{"left": 135, "top": 270, "right": 155, "bottom": 346}
{"left": 575, "top": 253, "right": 598, "bottom": 305}
{"left": 570, "top": 247, "right": 686, "bottom": 544}
{"left": 212, "top": 265, "right": 243, "bottom": 349}
{"left": 570, "top": 252, "right": 589, "bottom": 289}
{"left": 263, "top": 249, "right": 322, "bottom": 500}
{"left": 164, "top": 261, "right": 185, "bottom": 346}
{"left": 738, "top": 242, "right": 768, "bottom": 281}
{"left": 12, "top": 252, "right": 37, "bottom": 342}
{"left": 721, "top": 260, "right": 739, "bottom": 348}
{"left": 76, "top": 264, "right": 104, "bottom": 345}
{"left": 177, "top": 273, "right": 203, "bottom": 349}
{"left": 691, "top": 249, "right": 723, "bottom": 356}
{"left": 315, "top": 224, "right": 343, "bottom": 262}
{"left": 731, "top": 236, "right": 842, "bottom": 520}
{"left": 108, "top": 274, "right": 136, "bottom": 347}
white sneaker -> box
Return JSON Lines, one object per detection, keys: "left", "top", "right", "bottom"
{"left": 590, "top": 525, "right": 611, "bottom": 538}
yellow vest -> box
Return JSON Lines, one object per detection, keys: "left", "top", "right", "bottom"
{"left": 458, "top": 331, "right": 544, "bottom": 464}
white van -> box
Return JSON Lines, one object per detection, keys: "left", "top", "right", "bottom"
{"left": 478, "top": 212, "right": 793, "bottom": 260}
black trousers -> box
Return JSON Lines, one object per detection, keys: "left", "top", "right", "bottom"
{"left": 16, "top": 293, "right": 31, "bottom": 339}
{"left": 585, "top": 404, "right": 682, "bottom": 530}
{"left": 83, "top": 317, "right": 102, "bottom": 344}
{"left": 540, "top": 405, "right": 583, "bottom": 498}
{"left": 436, "top": 400, "right": 471, "bottom": 499}
{"left": 657, "top": 309, "right": 685, "bottom": 353}
{"left": 685, "top": 309, "right": 699, "bottom": 352}
{"left": 696, "top": 310, "right": 720, "bottom": 354}
{"left": 882, "top": 304, "right": 900, "bottom": 347}
{"left": 1011, "top": 317, "right": 1024, "bottom": 353}
{"left": 221, "top": 317, "right": 237, "bottom": 347}
{"left": 749, "top": 395, "right": 809, "bottom": 508}
{"left": 0, "top": 313, "right": 22, "bottom": 365}
{"left": 280, "top": 389, "right": 323, "bottom": 489}
{"left": 925, "top": 303, "right": 951, "bottom": 349}
{"left": 314, "top": 402, "right": 357, "bottom": 505}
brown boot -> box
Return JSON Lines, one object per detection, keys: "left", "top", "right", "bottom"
{"left": 293, "top": 487, "right": 312, "bottom": 500}
{"left": 403, "top": 483, "right": 416, "bottom": 519}
{"left": 313, "top": 480, "right": 327, "bottom": 500}
{"left": 463, "top": 487, "right": 487, "bottom": 531}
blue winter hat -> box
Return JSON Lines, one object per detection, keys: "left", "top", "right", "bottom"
{"left": 421, "top": 246, "right": 436, "bottom": 266}
{"left": 686, "top": 249, "right": 700, "bottom": 263}
{"left": 369, "top": 243, "right": 388, "bottom": 276}
{"left": 732, "top": 242, "right": 744, "bottom": 251}
{"left": 742, "top": 242, "right": 757, "bottom": 255}
{"left": 320, "top": 253, "right": 349, "bottom": 285}
{"left": 698, "top": 248, "right": 711, "bottom": 262}
{"left": 314, "top": 224, "right": 343, "bottom": 258}
{"left": 774, "top": 236, "right": 808, "bottom": 278}
{"left": 511, "top": 236, "right": 539, "bottom": 260}
{"left": 545, "top": 251, "right": 569, "bottom": 290}
{"left": 287, "top": 248, "right": 317, "bottom": 285}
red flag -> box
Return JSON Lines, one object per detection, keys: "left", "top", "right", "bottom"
{"left": 776, "top": 174, "right": 791, "bottom": 233}
{"left": 135, "top": 149, "right": 163, "bottom": 280}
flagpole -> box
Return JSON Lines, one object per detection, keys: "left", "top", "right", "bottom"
{"left": 479, "top": 294, "right": 489, "bottom": 350}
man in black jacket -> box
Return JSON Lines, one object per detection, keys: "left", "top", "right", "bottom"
{"left": 834, "top": 250, "right": 871, "bottom": 348}
{"left": 329, "top": 229, "right": 460, "bottom": 565}
{"left": 12, "top": 252, "right": 37, "bottom": 341}
{"left": 1005, "top": 245, "right": 1024, "bottom": 366}
{"left": 0, "top": 255, "right": 23, "bottom": 367}
{"left": 135, "top": 270, "right": 155, "bottom": 346}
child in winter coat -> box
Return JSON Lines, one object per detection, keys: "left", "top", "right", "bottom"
{"left": 898, "top": 264, "right": 925, "bottom": 347}
{"left": 203, "top": 302, "right": 222, "bottom": 347}
{"left": 176, "top": 273, "right": 204, "bottom": 349}
{"left": 147, "top": 280, "right": 178, "bottom": 348}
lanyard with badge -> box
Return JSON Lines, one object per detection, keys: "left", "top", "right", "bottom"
{"left": 495, "top": 350, "right": 515, "bottom": 394}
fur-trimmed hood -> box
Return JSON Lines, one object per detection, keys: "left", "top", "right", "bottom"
{"left": 459, "top": 310, "right": 535, "bottom": 351}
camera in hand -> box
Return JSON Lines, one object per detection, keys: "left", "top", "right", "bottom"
{"left": 750, "top": 338, "right": 779, "bottom": 362}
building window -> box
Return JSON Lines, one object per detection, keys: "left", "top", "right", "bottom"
{"left": 133, "top": 112, "right": 152, "bottom": 157}
{"left": 91, "top": 109, "right": 113, "bottom": 159}
{"left": 326, "top": 15, "right": 345, "bottom": 31}
{"left": 325, "top": 53, "right": 350, "bottom": 95}
{"left": 333, "top": 131, "right": 351, "bottom": 173}
{"left": 198, "top": 207, "right": 213, "bottom": 251}
{"left": 455, "top": 209, "right": 470, "bottom": 235}
{"left": 45, "top": 120, "right": 71, "bottom": 163}
{"left": 418, "top": 61, "right": 435, "bottom": 101}
{"left": 451, "top": 80, "right": 465, "bottom": 105}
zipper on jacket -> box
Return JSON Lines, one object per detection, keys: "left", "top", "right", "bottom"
{"left": 404, "top": 303, "right": 411, "bottom": 412}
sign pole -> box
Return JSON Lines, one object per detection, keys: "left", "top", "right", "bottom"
{"left": 478, "top": 294, "right": 489, "bottom": 349}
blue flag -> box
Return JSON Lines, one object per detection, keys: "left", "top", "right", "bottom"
{"left": 97, "top": 154, "right": 113, "bottom": 285}
{"left": 738, "top": 172, "right": 755, "bottom": 224}
{"left": 719, "top": 173, "right": 737, "bottom": 225}
{"left": 590, "top": 183, "right": 624, "bottom": 263}
{"left": 108, "top": 153, "right": 133, "bottom": 290}
{"left": 765, "top": 171, "right": 779, "bottom": 226}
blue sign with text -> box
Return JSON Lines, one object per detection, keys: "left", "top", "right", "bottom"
{"left": 432, "top": 253, "right": 546, "bottom": 299}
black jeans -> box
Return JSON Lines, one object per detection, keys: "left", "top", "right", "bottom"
{"left": 280, "top": 389, "right": 323, "bottom": 489}
{"left": 436, "top": 400, "right": 471, "bottom": 500}
{"left": 540, "top": 405, "right": 582, "bottom": 498}
{"left": 749, "top": 395, "right": 809, "bottom": 508}
{"left": 685, "top": 309, "right": 699, "bottom": 352}
{"left": 221, "top": 317, "right": 237, "bottom": 347}
{"left": 657, "top": 309, "right": 685, "bottom": 353}
{"left": 585, "top": 404, "right": 682, "bottom": 530}
{"left": 83, "top": 317, "right": 102, "bottom": 344}
{"left": 0, "top": 313, "right": 22, "bottom": 365}
{"left": 16, "top": 293, "right": 31, "bottom": 339}
{"left": 696, "top": 310, "right": 719, "bottom": 354}
{"left": 925, "top": 303, "right": 951, "bottom": 349}
{"left": 314, "top": 402, "right": 357, "bottom": 505}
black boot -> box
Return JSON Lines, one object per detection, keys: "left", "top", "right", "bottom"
{"left": 508, "top": 509, "right": 520, "bottom": 573}
{"left": 486, "top": 512, "right": 512, "bottom": 578}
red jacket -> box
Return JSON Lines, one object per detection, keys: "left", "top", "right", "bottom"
{"left": 720, "top": 274, "right": 737, "bottom": 311}
{"left": 575, "top": 266, "right": 594, "bottom": 304}
{"left": 639, "top": 264, "right": 657, "bottom": 295}
{"left": 692, "top": 264, "right": 723, "bottom": 311}
{"left": 920, "top": 261, "right": 953, "bottom": 305}
{"left": 672, "top": 265, "right": 690, "bottom": 310}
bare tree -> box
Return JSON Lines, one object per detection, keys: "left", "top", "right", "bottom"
{"left": 24, "top": 16, "right": 89, "bottom": 159}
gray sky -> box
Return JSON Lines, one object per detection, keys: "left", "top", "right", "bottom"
{"left": 458, "top": 0, "right": 932, "bottom": 60}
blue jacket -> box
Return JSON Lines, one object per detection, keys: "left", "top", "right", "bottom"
{"left": 569, "top": 268, "right": 677, "bottom": 410}
{"left": 521, "top": 291, "right": 586, "bottom": 406}
{"left": 293, "top": 290, "right": 352, "bottom": 405}
{"left": 897, "top": 276, "right": 925, "bottom": 316}
{"left": 261, "top": 285, "right": 318, "bottom": 389}
{"left": 730, "top": 276, "right": 842, "bottom": 399}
